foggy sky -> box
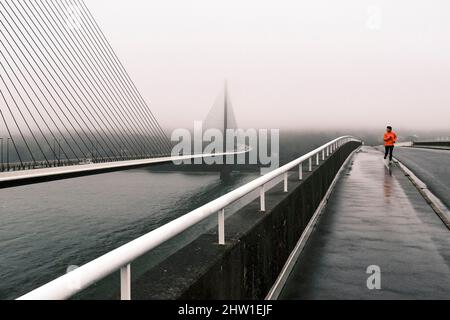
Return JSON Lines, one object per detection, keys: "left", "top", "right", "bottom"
{"left": 86, "top": 0, "right": 450, "bottom": 131}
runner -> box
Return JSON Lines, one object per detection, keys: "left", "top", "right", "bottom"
{"left": 384, "top": 126, "right": 397, "bottom": 164}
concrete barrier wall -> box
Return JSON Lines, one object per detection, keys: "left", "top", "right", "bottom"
{"left": 414, "top": 141, "right": 450, "bottom": 147}
{"left": 131, "top": 141, "right": 361, "bottom": 300}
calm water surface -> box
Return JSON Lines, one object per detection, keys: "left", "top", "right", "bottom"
{"left": 0, "top": 169, "right": 260, "bottom": 299}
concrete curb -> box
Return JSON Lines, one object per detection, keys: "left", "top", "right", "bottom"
{"left": 394, "top": 158, "right": 450, "bottom": 230}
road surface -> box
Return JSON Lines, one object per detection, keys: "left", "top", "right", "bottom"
{"left": 279, "top": 147, "right": 450, "bottom": 299}
{"left": 394, "top": 147, "right": 450, "bottom": 209}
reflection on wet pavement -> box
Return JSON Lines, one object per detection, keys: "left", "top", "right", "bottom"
{"left": 383, "top": 169, "right": 392, "bottom": 203}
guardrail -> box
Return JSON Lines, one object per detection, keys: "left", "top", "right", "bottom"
{"left": 0, "top": 155, "right": 172, "bottom": 173}
{"left": 17, "top": 136, "right": 361, "bottom": 300}
{"left": 395, "top": 141, "right": 413, "bottom": 147}
{"left": 413, "top": 141, "right": 450, "bottom": 147}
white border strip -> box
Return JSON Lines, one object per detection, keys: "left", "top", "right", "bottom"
{"left": 265, "top": 146, "right": 361, "bottom": 300}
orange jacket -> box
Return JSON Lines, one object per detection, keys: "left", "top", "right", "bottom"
{"left": 384, "top": 131, "right": 397, "bottom": 146}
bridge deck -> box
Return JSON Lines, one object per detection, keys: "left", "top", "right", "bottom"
{"left": 279, "top": 146, "right": 450, "bottom": 299}
{"left": 0, "top": 150, "right": 247, "bottom": 188}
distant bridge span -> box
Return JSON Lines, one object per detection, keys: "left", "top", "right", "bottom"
{"left": 0, "top": 149, "right": 249, "bottom": 189}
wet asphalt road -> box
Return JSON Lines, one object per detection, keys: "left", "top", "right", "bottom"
{"left": 394, "top": 147, "right": 450, "bottom": 209}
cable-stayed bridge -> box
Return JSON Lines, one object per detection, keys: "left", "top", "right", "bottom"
{"left": 1, "top": 0, "right": 449, "bottom": 301}
{"left": 0, "top": 0, "right": 244, "bottom": 187}
{"left": 0, "top": 0, "right": 172, "bottom": 164}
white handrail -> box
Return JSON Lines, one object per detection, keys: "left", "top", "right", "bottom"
{"left": 17, "top": 136, "right": 360, "bottom": 300}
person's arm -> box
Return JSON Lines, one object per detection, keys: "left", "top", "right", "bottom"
{"left": 384, "top": 133, "right": 389, "bottom": 141}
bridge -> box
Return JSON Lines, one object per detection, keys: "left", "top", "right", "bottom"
{"left": 1, "top": 1, "right": 449, "bottom": 301}
{"left": 12, "top": 139, "right": 450, "bottom": 300}
{"left": 0, "top": 0, "right": 244, "bottom": 188}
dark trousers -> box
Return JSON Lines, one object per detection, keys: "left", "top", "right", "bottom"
{"left": 384, "top": 145, "right": 394, "bottom": 161}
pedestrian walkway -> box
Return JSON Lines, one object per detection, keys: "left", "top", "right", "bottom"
{"left": 279, "top": 147, "right": 450, "bottom": 299}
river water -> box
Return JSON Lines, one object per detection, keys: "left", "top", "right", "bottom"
{"left": 0, "top": 169, "right": 261, "bottom": 299}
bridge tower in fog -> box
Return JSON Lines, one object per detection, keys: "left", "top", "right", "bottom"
{"left": 203, "top": 80, "right": 238, "bottom": 180}
{"left": 221, "top": 80, "right": 232, "bottom": 180}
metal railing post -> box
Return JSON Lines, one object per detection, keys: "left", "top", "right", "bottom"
{"left": 284, "top": 172, "right": 288, "bottom": 192}
{"left": 120, "top": 264, "right": 131, "bottom": 300}
{"left": 308, "top": 157, "right": 312, "bottom": 171}
{"left": 218, "top": 209, "right": 225, "bottom": 245}
{"left": 299, "top": 162, "right": 303, "bottom": 180}
{"left": 322, "top": 149, "right": 325, "bottom": 160}
{"left": 260, "top": 185, "right": 266, "bottom": 212}
{"left": 326, "top": 146, "right": 329, "bottom": 157}
{"left": 316, "top": 153, "right": 319, "bottom": 165}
